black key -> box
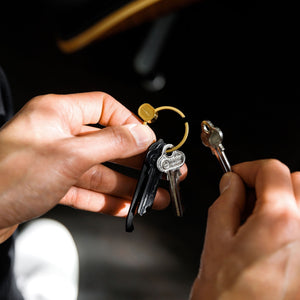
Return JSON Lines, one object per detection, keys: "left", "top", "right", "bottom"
{"left": 126, "top": 139, "right": 165, "bottom": 232}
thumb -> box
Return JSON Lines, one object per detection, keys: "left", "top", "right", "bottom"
{"left": 207, "top": 172, "right": 246, "bottom": 238}
{"left": 63, "top": 123, "right": 156, "bottom": 170}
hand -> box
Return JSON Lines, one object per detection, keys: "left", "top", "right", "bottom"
{"left": 0, "top": 92, "right": 186, "bottom": 241}
{"left": 190, "top": 159, "right": 300, "bottom": 300}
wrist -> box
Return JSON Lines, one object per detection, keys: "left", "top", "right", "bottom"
{"left": 0, "top": 225, "right": 18, "bottom": 244}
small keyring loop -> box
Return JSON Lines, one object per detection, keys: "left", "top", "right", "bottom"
{"left": 139, "top": 104, "right": 189, "bottom": 153}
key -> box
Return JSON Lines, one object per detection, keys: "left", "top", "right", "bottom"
{"left": 126, "top": 139, "right": 165, "bottom": 232}
{"left": 157, "top": 144, "right": 185, "bottom": 217}
{"left": 201, "top": 120, "right": 231, "bottom": 173}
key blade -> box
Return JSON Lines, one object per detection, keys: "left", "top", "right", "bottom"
{"left": 137, "top": 139, "right": 166, "bottom": 215}
{"left": 216, "top": 148, "right": 231, "bottom": 173}
{"left": 156, "top": 144, "right": 185, "bottom": 217}
{"left": 167, "top": 170, "right": 183, "bottom": 217}
{"left": 137, "top": 166, "right": 162, "bottom": 215}
{"left": 125, "top": 162, "right": 149, "bottom": 232}
{"left": 126, "top": 139, "right": 165, "bottom": 232}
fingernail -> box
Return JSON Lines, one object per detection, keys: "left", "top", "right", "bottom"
{"left": 126, "top": 124, "right": 156, "bottom": 147}
{"left": 219, "top": 173, "right": 232, "bottom": 194}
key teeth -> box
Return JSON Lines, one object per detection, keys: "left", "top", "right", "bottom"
{"left": 137, "top": 201, "right": 153, "bottom": 216}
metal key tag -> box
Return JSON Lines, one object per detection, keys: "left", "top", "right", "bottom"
{"left": 157, "top": 144, "right": 185, "bottom": 217}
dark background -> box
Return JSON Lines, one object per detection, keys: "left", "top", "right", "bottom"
{"left": 1, "top": 1, "right": 300, "bottom": 299}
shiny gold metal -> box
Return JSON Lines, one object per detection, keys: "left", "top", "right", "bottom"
{"left": 138, "top": 103, "right": 189, "bottom": 152}
{"left": 138, "top": 103, "right": 158, "bottom": 123}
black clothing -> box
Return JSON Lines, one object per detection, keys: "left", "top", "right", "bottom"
{"left": 0, "top": 66, "right": 13, "bottom": 126}
{"left": 0, "top": 235, "right": 23, "bottom": 300}
{"left": 0, "top": 66, "right": 23, "bottom": 300}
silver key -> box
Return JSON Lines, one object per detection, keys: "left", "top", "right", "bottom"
{"left": 201, "top": 120, "right": 231, "bottom": 173}
{"left": 157, "top": 144, "right": 185, "bottom": 217}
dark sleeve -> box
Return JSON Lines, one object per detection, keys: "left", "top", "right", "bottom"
{"left": 0, "top": 235, "right": 24, "bottom": 300}
{"left": 0, "top": 67, "right": 23, "bottom": 299}
{"left": 0, "top": 66, "right": 14, "bottom": 126}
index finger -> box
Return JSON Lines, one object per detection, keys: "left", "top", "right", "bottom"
{"left": 58, "top": 91, "right": 141, "bottom": 127}
{"left": 233, "top": 159, "right": 296, "bottom": 210}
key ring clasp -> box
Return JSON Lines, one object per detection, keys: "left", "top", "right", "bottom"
{"left": 138, "top": 103, "right": 189, "bottom": 153}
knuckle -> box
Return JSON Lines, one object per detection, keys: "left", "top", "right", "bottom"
{"left": 24, "top": 94, "right": 62, "bottom": 120}
{"left": 261, "top": 159, "right": 289, "bottom": 173}
{"left": 89, "top": 166, "right": 103, "bottom": 191}
{"left": 26, "top": 94, "right": 57, "bottom": 109}
{"left": 264, "top": 206, "right": 300, "bottom": 241}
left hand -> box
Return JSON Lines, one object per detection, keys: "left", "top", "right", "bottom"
{"left": 0, "top": 92, "right": 186, "bottom": 241}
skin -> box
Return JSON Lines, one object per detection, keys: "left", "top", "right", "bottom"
{"left": 3, "top": 91, "right": 298, "bottom": 299}
{"left": 0, "top": 92, "right": 187, "bottom": 243}
{"left": 190, "top": 159, "right": 300, "bottom": 300}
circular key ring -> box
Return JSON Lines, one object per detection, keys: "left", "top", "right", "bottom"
{"left": 138, "top": 103, "right": 189, "bottom": 153}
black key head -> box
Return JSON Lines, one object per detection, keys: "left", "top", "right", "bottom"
{"left": 126, "top": 139, "right": 165, "bottom": 232}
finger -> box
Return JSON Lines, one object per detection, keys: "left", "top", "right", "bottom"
{"left": 60, "top": 185, "right": 170, "bottom": 216}
{"left": 60, "top": 186, "right": 131, "bottom": 216}
{"left": 77, "top": 125, "right": 101, "bottom": 135}
{"left": 76, "top": 163, "right": 170, "bottom": 210}
{"left": 60, "top": 92, "right": 141, "bottom": 128}
{"left": 179, "top": 164, "right": 188, "bottom": 181}
{"left": 60, "top": 123, "right": 156, "bottom": 172}
{"left": 291, "top": 172, "right": 300, "bottom": 207}
{"left": 206, "top": 172, "right": 246, "bottom": 238}
{"left": 233, "top": 159, "right": 296, "bottom": 210}
{"left": 21, "top": 93, "right": 142, "bottom": 138}
{"left": 76, "top": 163, "right": 139, "bottom": 199}
{"left": 111, "top": 153, "right": 147, "bottom": 169}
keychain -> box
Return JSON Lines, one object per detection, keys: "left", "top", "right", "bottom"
{"left": 126, "top": 103, "right": 189, "bottom": 232}
{"left": 138, "top": 103, "right": 189, "bottom": 152}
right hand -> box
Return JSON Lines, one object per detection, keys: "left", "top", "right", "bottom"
{"left": 190, "top": 159, "right": 300, "bottom": 300}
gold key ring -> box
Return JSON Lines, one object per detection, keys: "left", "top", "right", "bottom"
{"left": 138, "top": 103, "right": 189, "bottom": 153}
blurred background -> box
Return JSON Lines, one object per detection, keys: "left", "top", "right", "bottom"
{"left": 1, "top": 0, "right": 300, "bottom": 299}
